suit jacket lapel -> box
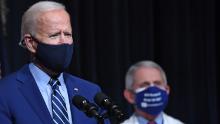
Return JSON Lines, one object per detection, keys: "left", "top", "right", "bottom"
{"left": 64, "top": 73, "right": 101, "bottom": 124}
{"left": 64, "top": 73, "right": 81, "bottom": 124}
{"left": 16, "top": 65, "right": 53, "bottom": 124}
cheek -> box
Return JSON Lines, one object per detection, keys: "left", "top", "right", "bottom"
{"left": 130, "top": 93, "right": 137, "bottom": 104}
{"left": 42, "top": 39, "right": 61, "bottom": 45}
{"left": 65, "top": 39, "right": 73, "bottom": 45}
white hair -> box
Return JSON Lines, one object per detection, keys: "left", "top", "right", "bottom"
{"left": 125, "top": 60, "right": 168, "bottom": 90}
{"left": 19, "top": 1, "right": 66, "bottom": 47}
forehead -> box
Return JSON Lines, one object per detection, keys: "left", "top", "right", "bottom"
{"left": 36, "top": 9, "right": 71, "bottom": 30}
{"left": 39, "top": 9, "right": 70, "bottom": 20}
{"left": 133, "top": 67, "right": 163, "bottom": 83}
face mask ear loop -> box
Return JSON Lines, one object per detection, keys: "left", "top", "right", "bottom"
{"left": 30, "top": 35, "right": 41, "bottom": 44}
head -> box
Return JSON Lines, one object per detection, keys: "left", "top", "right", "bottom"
{"left": 20, "top": 1, "right": 73, "bottom": 74}
{"left": 124, "top": 61, "right": 170, "bottom": 119}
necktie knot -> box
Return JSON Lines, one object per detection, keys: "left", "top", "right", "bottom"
{"left": 49, "top": 78, "right": 60, "bottom": 90}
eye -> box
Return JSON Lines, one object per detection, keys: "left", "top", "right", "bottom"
{"left": 154, "top": 81, "right": 163, "bottom": 86}
{"left": 64, "top": 32, "right": 72, "bottom": 37}
{"left": 49, "top": 33, "right": 60, "bottom": 38}
{"left": 139, "top": 81, "right": 151, "bottom": 88}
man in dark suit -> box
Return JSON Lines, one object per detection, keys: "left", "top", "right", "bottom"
{"left": 0, "top": 1, "right": 109, "bottom": 124}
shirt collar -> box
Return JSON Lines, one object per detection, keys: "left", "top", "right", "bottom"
{"left": 29, "top": 63, "right": 64, "bottom": 89}
{"left": 136, "top": 112, "right": 163, "bottom": 124}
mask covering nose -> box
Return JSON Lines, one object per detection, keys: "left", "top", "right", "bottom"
{"left": 135, "top": 86, "right": 168, "bottom": 116}
{"left": 33, "top": 37, "right": 73, "bottom": 73}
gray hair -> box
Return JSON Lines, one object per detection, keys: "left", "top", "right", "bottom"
{"left": 19, "top": 1, "right": 66, "bottom": 47}
{"left": 125, "top": 60, "right": 168, "bottom": 90}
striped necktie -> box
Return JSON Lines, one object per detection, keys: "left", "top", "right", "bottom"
{"left": 49, "top": 78, "right": 70, "bottom": 124}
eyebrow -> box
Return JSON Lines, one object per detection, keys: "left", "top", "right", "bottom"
{"left": 49, "top": 32, "right": 61, "bottom": 36}
{"left": 48, "top": 31, "right": 72, "bottom": 36}
{"left": 139, "top": 80, "right": 164, "bottom": 85}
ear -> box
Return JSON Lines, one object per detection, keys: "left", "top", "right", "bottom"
{"left": 124, "top": 89, "right": 135, "bottom": 104}
{"left": 165, "top": 84, "right": 170, "bottom": 95}
{"left": 23, "top": 34, "right": 37, "bottom": 53}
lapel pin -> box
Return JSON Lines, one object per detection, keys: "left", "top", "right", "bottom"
{"left": 73, "top": 88, "right": 79, "bottom": 92}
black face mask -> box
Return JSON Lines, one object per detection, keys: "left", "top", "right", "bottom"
{"left": 33, "top": 37, "right": 73, "bottom": 73}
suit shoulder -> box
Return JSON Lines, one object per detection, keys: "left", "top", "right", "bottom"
{"left": 0, "top": 64, "right": 29, "bottom": 87}
{"left": 0, "top": 71, "right": 18, "bottom": 88}
{"left": 0, "top": 72, "right": 21, "bottom": 102}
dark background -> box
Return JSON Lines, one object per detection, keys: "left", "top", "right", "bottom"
{"left": 0, "top": 0, "right": 219, "bottom": 123}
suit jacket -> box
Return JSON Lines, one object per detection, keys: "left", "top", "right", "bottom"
{"left": 121, "top": 113, "right": 184, "bottom": 124}
{"left": 0, "top": 64, "right": 109, "bottom": 124}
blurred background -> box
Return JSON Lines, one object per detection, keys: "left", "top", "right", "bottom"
{"left": 0, "top": 0, "right": 219, "bottom": 123}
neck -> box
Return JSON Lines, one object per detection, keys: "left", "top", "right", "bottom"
{"left": 32, "top": 57, "right": 60, "bottom": 78}
{"left": 135, "top": 109, "right": 159, "bottom": 121}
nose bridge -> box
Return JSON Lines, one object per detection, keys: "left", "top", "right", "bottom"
{"left": 60, "top": 32, "right": 65, "bottom": 43}
{"left": 149, "top": 83, "right": 154, "bottom": 87}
